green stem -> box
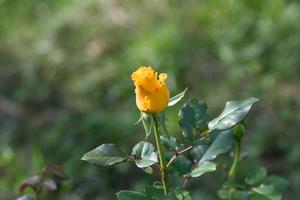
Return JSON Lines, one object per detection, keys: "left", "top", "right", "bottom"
{"left": 229, "top": 140, "right": 241, "bottom": 179}
{"left": 152, "top": 114, "right": 169, "bottom": 195}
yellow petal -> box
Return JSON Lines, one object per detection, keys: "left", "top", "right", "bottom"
{"left": 131, "top": 66, "right": 160, "bottom": 92}
{"left": 159, "top": 73, "right": 168, "bottom": 85}
{"left": 132, "top": 66, "right": 170, "bottom": 114}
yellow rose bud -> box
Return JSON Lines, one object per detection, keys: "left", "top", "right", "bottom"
{"left": 131, "top": 66, "right": 170, "bottom": 114}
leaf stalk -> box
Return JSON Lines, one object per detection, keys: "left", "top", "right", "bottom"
{"left": 229, "top": 140, "right": 241, "bottom": 179}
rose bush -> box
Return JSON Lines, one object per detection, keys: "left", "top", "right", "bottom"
{"left": 81, "top": 67, "right": 287, "bottom": 200}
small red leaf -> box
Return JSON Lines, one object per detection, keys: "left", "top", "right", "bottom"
{"left": 19, "top": 175, "right": 41, "bottom": 192}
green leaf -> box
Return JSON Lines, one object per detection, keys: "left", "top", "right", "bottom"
{"left": 208, "top": 97, "right": 260, "bottom": 132}
{"left": 264, "top": 176, "right": 288, "bottom": 193}
{"left": 189, "top": 130, "right": 234, "bottom": 178}
{"left": 179, "top": 99, "right": 210, "bottom": 140}
{"left": 190, "top": 161, "right": 217, "bottom": 177}
{"left": 169, "top": 156, "right": 192, "bottom": 176}
{"left": 222, "top": 179, "right": 246, "bottom": 190}
{"left": 218, "top": 188, "right": 229, "bottom": 199}
{"left": 191, "top": 144, "right": 209, "bottom": 163}
{"left": 160, "top": 135, "right": 179, "bottom": 151}
{"left": 143, "top": 167, "right": 154, "bottom": 174}
{"left": 153, "top": 181, "right": 164, "bottom": 189}
{"left": 245, "top": 166, "right": 267, "bottom": 185}
{"left": 165, "top": 188, "right": 191, "bottom": 200}
{"left": 232, "top": 190, "right": 249, "bottom": 200}
{"left": 218, "top": 189, "right": 249, "bottom": 200}
{"left": 144, "top": 185, "right": 164, "bottom": 200}
{"left": 132, "top": 141, "right": 158, "bottom": 168}
{"left": 117, "top": 190, "right": 151, "bottom": 200}
{"left": 250, "top": 194, "right": 270, "bottom": 200}
{"left": 168, "top": 88, "right": 188, "bottom": 107}
{"left": 141, "top": 112, "right": 153, "bottom": 139}
{"left": 251, "top": 185, "right": 281, "bottom": 200}
{"left": 81, "top": 144, "right": 127, "bottom": 167}
{"left": 199, "top": 130, "right": 234, "bottom": 163}
{"left": 158, "top": 112, "right": 169, "bottom": 136}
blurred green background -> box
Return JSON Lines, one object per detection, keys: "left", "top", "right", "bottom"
{"left": 0, "top": 0, "right": 299, "bottom": 199}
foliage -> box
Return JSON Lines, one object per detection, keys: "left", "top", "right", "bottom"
{"left": 83, "top": 93, "right": 287, "bottom": 199}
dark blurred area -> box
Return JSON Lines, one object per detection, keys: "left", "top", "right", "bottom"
{"left": 0, "top": 0, "right": 299, "bottom": 199}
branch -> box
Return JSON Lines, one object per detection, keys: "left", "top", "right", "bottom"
{"left": 166, "top": 146, "right": 193, "bottom": 168}
{"left": 182, "top": 176, "right": 191, "bottom": 189}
